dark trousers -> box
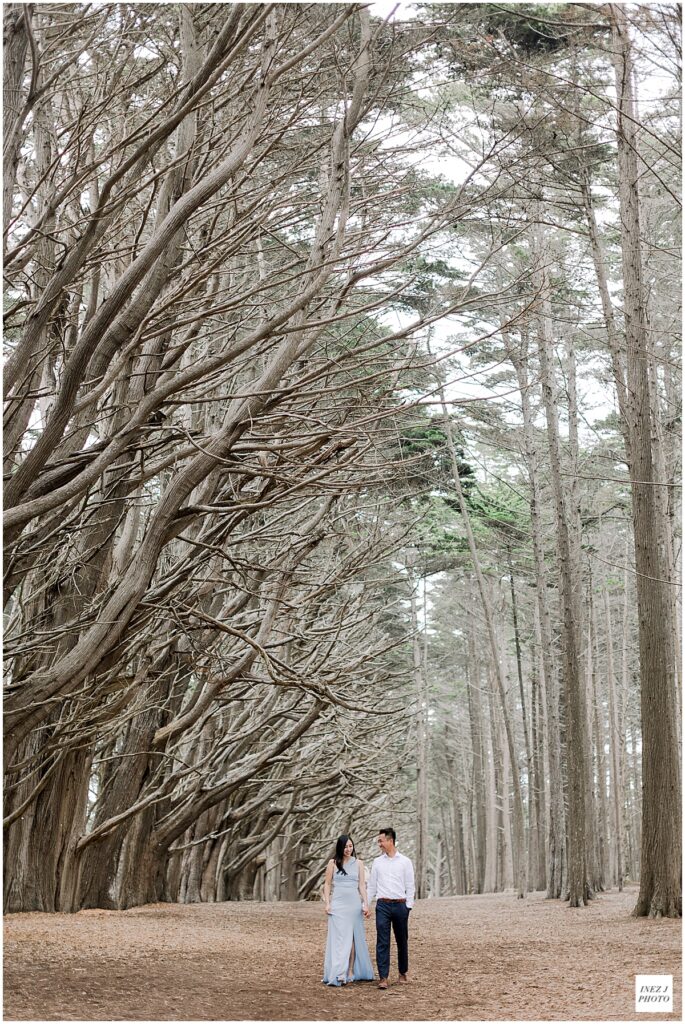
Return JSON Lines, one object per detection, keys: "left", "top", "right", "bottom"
{"left": 375, "top": 900, "right": 409, "bottom": 979}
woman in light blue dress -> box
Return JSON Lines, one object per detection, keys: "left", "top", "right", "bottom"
{"left": 322, "top": 835, "right": 374, "bottom": 986}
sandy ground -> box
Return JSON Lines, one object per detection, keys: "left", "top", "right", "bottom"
{"left": 3, "top": 886, "right": 681, "bottom": 1021}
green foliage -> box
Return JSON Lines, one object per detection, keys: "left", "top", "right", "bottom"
{"left": 391, "top": 251, "right": 467, "bottom": 316}
{"left": 412, "top": 492, "right": 468, "bottom": 557}
{"left": 397, "top": 419, "right": 475, "bottom": 494}
{"left": 473, "top": 4, "right": 580, "bottom": 54}
{"left": 464, "top": 481, "right": 530, "bottom": 541}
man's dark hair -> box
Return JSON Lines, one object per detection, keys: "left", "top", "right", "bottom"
{"left": 379, "top": 827, "right": 396, "bottom": 844}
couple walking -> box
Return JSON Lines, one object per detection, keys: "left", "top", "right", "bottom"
{"left": 322, "top": 827, "right": 415, "bottom": 989}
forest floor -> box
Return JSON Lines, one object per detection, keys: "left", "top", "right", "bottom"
{"left": 4, "top": 885, "right": 681, "bottom": 1022}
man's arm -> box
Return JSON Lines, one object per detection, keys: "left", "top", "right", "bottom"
{"left": 367, "top": 859, "right": 377, "bottom": 905}
{"left": 405, "top": 857, "right": 415, "bottom": 909}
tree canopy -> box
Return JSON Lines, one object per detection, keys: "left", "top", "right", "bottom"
{"left": 3, "top": 2, "right": 680, "bottom": 919}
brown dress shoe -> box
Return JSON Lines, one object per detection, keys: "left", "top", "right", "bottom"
{"left": 378, "top": 979, "right": 389, "bottom": 990}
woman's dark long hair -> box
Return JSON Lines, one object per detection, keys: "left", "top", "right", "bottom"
{"left": 334, "top": 834, "right": 355, "bottom": 875}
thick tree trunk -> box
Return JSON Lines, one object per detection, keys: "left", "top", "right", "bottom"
{"left": 646, "top": 337, "right": 681, "bottom": 714}
{"left": 610, "top": 3, "right": 681, "bottom": 918}
{"left": 117, "top": 806, "right": 168, "bottom": 910}
{"left": 3, "top": 3, "right": 31, "bottom": 253}
{"left": 4, "top": 746, "right": 90, "bottom": 912}
{"left": 78, "top": 681, "right": 168, "bottom": 909}
{"left": 533, "top": 225, "right": 591, "bottom": 907}
{"left": 181, "top": 810, "right": 214, "bottom": 904}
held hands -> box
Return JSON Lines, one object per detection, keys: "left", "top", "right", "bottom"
{"left": 362, "top": 903, "right": 370, "bottom": 918}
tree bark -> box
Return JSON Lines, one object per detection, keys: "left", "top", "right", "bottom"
{"left": 3, "top": 3, "right": 31, "bottom": 254}
{"left": 533, "top": 223, "right": 591, "bottom": 907}
{"left": 509, "top": 329, "right": 565, "bottom": 898}
{"left": 465, "top": 635, "right": 487, "bottom": 893}
{"left": 410, "top": 573, "right": 429, "bottom": 900}
{"left": 604, "top": 586, "right": 624, "bottom": 891}
{"left": 610, "top": 3, "right": 681, "bottom": 918}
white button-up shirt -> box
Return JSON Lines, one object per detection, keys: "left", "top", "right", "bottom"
{"left": 367, "top": 851, "right": 415, "bottom": 909}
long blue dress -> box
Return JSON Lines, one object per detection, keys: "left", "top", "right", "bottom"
{"left": 322, "top": 857, "right": 374, "bottom": 985}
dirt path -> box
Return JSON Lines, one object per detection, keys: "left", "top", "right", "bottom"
{"left": 4, "top": 886, "right": 681, "bottom": 1021}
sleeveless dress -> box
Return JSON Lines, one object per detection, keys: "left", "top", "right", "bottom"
{"left": 322, "top": 857, "right": 374, "bottom": 985}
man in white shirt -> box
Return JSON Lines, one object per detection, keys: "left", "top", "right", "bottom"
{"left": 365, "top": 827, "right": 415, "bottom": 989}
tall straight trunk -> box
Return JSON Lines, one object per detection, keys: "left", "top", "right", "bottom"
{"left": 626, "top": 721, "right": 642, "bottom": 881}
{"left": 610, "top": 4, "right": 681, "bottom": 918}
{"left": 508, "top": 548, "right": 534, "bottom": 882}
{"left": 467, "top": 817, "right": 478, "bottom": 895}
{"left": 588, "top": 591, "right": 607, "bottom": 890}
{"left": 646, "top": 339, "right": 681, "bottom": 709}
{"left": 453, "top": 792, "right": 468, "bottom": 895}
{"left": 530, "top": 619, "right": 547, "bottom": 891}
{"left": 508, "top": 550, "right": 530, "bottom": 777}
{"left": 486, "top": 668, "right": 504, "bottom": 892}
{"left": 533, "top": 223, "right": 591, "bottom": 907}
{"left": 580, "top": 172, "right": 631, "bottom": 458}
{"left": 482, "top": 647, "right": 499, "bottom": 893}
{"left": 497, "top": 693, "right": 514, "bottom": 891}
{"left": 458, "top": 715, "right": 472, "bottom": 893}
{"left": 604, "top": 586, "right": 624, "bottom": 891}
{"left": 445, "top": 732, "right": 467, "bottom": 894}
{"left": 585, "top": 68, "right": 680, "bottom": 716}
{"left": 621, "top": 557, "right": 634, "bottom": 878}
{"left": 433, "top": 835, "right": 443, "bottom": 898}
{"left": 568, "top": 339, "right": 600, "bottom": 898}
{"left": 466, "top": 634, "right": 487, "bottom": 893}
{"left": 439, "top": 396, "right": 527, "bottom": 897}
{"left": 436, "top": 761, "right": 456, "bottom": 894}
{"left": 410, "top": 575, "right": 429, "bottom": 900}
{"left": 508, "top": 329, "right": 565, "bottom": 898}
